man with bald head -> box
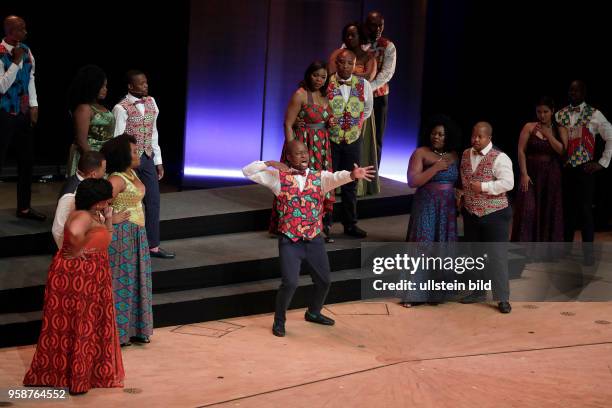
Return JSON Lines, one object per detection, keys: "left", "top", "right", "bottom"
{"left": 327, "top": 49, "right": 373, "bottom": 238}
{"left": 243, "top": 140, "right": 375, "bottom": 336}
{"left": 458, "top": 122, "right": 514, "bottom": 313}
{"left": 0, "top": 15, "right": 44, "bottom": 220}
{"left": 363, "top": 10, "right": 396, "bottom": 166}
{"left": 556, "top": 80, "right": 612, "bottom": 244}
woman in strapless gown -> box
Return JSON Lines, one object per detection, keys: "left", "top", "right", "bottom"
{"left": 23, "top": 179, "right": 124, "bottom": 395}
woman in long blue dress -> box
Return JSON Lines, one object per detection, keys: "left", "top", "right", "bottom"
{"left": 403, "top": 115, "right": 461, "bottom": 306}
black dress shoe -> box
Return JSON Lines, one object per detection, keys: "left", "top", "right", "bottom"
{"left": 150, "top": 248, "right": 175, "bottom": 259}
{"left": 304, "top": 311, "right": 335, "bottom": 325}
{"left": 130, "top": 335, "right": 150, "bottom": 344}
{"left": 498, "top": 301, "right": 512, "bottom": 314}
{"left": 459, "top": 291, "right": 486, "bottom": 304}
{"left": 69, "top": 390, "right": 88, "bottom": 396}
{"left": 120, "top": 341, "right": 132, "bottom": 347}
{"left": 344, "top": 225, "right": 367, "bottom": 238}
{"left": 272, "top": 321, "right": 285, "bottom": 337}
{"left": 16, "top": 208, "right": 46, "bottom": 221}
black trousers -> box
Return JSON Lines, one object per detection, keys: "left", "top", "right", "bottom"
{"left": 462, "top": 206, "right": 511, "bottom": 302}
{"left": 135, "top": 153, "right": 161, "bottom": 248}
{"left": 0, "top": 111, "right": 34, "bottom": 211}
{"left": 275, "top": 235, "right": 331, "bottom": 323}
{"left": 373, "top": 95, "right": 388, "bottom": 166}
{"left": 331, "top": 138, "right": 362, "bottom": 227}
{"left": 562, "top": 164, "right": 595, "bottom": 243}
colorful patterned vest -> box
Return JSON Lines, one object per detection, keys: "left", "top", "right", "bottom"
{"left": 277, "top": 170, "right": 324, "bottom": 241}
{"left": 327, "top": 74, "right": 365, "bottom": 144}
{"left": 119, "top": 96, "right": 156, "bottom": 157}
{"left": 0, "top": 42, "right": 33, "bottom": 115}
{"left": 460, "top": 148, "right": 509, "bottom": 217}
{"left": 555, "top": 104, "right": 596, "bottom": 167}
{"left": 370, "top": 37, "right": 391, "bottom": 98}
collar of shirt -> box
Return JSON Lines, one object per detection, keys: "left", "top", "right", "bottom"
{"left": 337, "top": 74, "right": 353, "bottom": 84}
{"left": 569, "top": 102, "right": 586, "bottom": 113}
{"left": 75, "top": 172, "right": 85, "bottom": 182}
{"left": 472, "top": 142, "right": 493, "bottom": 157}
{"left": 126, "top": 93, "right": 146, "bottom": 105}
{"left": 1, "top": 39, "right": 14, "bottom": 52}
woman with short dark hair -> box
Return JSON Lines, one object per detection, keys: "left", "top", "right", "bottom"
{"left": 24, "top": 178, "right": 124, "bottom": 394}
{"left": 101, "top": 134, "right": 153, "bottom": 346}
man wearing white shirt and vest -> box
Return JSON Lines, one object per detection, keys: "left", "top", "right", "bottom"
{"left": 113, "top": 70, "right": 174, "bottom": 259}
{"left": 556, "top": 80, "right": 612, "bottom": 244}
{"left": 242, "top": 141, "right": 375, "bottom": 337}
{"left": 328, "top": 50, "right": 374, "bottom": 238}
{"left": 363, "top": 11, "right": 397, "bottom": 166}
{"left": 458, "top": 122, "right": 514, "bottom": 314}
{"left": 0, "top": 15, "right": 45, "bottom": 221}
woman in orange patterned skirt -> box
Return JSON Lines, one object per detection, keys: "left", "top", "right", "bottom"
{"left": 23, "top": 178, "right": 124, "bottom": 395}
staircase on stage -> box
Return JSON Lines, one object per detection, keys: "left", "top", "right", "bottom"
{"left": 0, "top": 177, "right": 414, "bottom": 348}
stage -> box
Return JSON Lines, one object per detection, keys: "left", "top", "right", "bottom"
{"left": 1, "top": 300, "right": 611, "bottom": 407}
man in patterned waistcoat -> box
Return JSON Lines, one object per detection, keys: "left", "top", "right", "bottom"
{"left": 113, "top": 70, "right": 175, "bottom": 259}
{"left": 0, "top": 15, "right": 45, "bottom": 221}
{"left": 242, "top": 141, "right": 375, "bottom": 337}
{"left": 363, "top": 10, "right": 397, "bottom": 166}
{"left": 556, "top": 80, "right": 612, "bottom": 244}
{"left": 328, "top": 49, "right": 373, "bottom": 238}
{"left": 458, "top": 122, "right": 514, "bottom": 314}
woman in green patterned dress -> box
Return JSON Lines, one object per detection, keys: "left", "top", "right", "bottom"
{"left": 66, "top": 65, "right": 115, "bottom": 176}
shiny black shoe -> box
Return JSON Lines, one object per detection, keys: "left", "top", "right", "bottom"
{"left": 150, "top": 248, "right": 175, "bottom": 259}
{"left": 498, "top": 301, "right": 512, "bottom": 314}
{"left": 304, "top": 311, "right": 335, "bottom": 326}
{"left": 272, "top": 321, "right": 285, "bottom": 337}
{"left": 131, "top": 335, "right": 150, "bottom": 344}
{"left": 344, "top": 225, "right": 367, "bottom": 238}
{"left": 120, "top": 341, "right": 132, "bottom": 347}
{"left": 16, "top": 208, "right": 46, "bottom": 221}
{"left": 459, "top": 291, "right": 486, "bottom": 304}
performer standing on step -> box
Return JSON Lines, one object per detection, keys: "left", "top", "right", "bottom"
{"left": 243, "top": 140, "right": 375, "bottom": 337}
{"left": 457, "top": 122, "right": 514, "bottom": 314}
{"left": 327, "top": 49, "right": 374, "bottom": 238}
{"left": 113, "top": 70, "right": 175, "bottom": 259}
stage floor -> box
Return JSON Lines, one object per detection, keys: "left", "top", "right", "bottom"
{"left": 1, "top": 300, "right": 611, "bottom": 407}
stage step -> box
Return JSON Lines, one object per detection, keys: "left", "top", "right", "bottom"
{"left": 0, "top": 177, "right": 412, "bottom": 258}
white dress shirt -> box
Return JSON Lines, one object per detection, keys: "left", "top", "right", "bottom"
{"left": 52, "top": 173, "right": 85, "bottom": 248}
{"left": 370, "top": 40, "right": 397, "bottom": 92}
{"left": 556, "top": 102, "right": 612, "bottom": 168}
{"left": 0, "top": 39, "right": 38, "bottom": 107}
{"left": 469, "top": 142, "right": 514, "bottom": 195}
{"left": 242, "top": 161, "right": 353, "bottom": 196}
{"left": 335, "top": 74, "right": 373, "bottom": 120}
{"left": 112, "top": 93, "right": 163, "bottom": 165}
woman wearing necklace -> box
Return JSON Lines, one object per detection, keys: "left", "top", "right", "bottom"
{"left": 101, "top": 134, "right": 153, "bottom": 346}
{"left": 269, "top": 61, "right": 337, "bottom": 243}
{"left": 24, "top": 178, "right": 124, "bottom": 394}
{"left": 511, "top": 96, "right": 567, "bottom": 242}
{"left": 403, "top": 115, "right": 460, "bottom": 307}
{"left": 66, "top": 65, "right": 115, "bottom": 176}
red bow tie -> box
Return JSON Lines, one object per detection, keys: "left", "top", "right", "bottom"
{"left": 472, "top": 149, "right": 484, "bottom": 156}
{"left": 570, "top": 106, "right": 581, "bottom": 113}
{"left": 134, "top": 99, "right": 146, "bottom": 105}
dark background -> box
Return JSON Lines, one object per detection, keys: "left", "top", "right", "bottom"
{"left": 1, "top": 0, "right": 610, "bottom": 223}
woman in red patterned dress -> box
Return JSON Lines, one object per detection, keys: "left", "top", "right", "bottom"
{"left": 23, "top": 178, "right": 124, "bottom": 395}
{"left": 269, "top": 61, "right": 337, "bottom": 242}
